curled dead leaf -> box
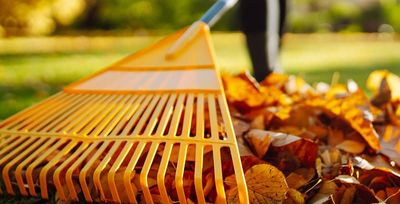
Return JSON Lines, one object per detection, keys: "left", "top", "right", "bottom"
{"left": 375, "top": 125, "right": 400, "bottom": 167}
{"left": 367, "top": 70, "right": 400, "bottom": 101}
{"left": 245, "top": 129, "right": 272, "bottom": 158}
{"left": 226, "top": 164, "right": 289, "bottom": 204}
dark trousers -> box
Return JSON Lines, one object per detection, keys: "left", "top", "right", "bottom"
{"left": 239, "top": 0, "right": 287, "bottom": 82}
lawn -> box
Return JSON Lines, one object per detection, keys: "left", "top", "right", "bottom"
{"left": 1, "top": 33, "right": 400, "bottom": 120}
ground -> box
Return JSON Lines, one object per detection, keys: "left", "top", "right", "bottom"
{"left": 1, "top": 33, "right": 400, "bottom": 120}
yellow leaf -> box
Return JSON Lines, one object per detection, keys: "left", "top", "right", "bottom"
{"left": 336, "top": 140, "right": 366, "bottom": 154}
{"left": 306, "top": 90, "right": 381, "bottom": 151}
{"left": 367, "top": 70, "right": 400, "bottom": 101}
{"left": 226, "top": 164, "right": 288, "bottom": 204}
{"left": 222, "top": 74, "right": 265, "bottom": 111}
{"left": 284, "top": 188, "right": 305, "bottom": 204}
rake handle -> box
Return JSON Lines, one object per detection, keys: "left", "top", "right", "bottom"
{"left": 166, "top": 0, "right": 238, "bottom": 59}
{"left": 200, "top": 0, "right": 238, "bottom": 27}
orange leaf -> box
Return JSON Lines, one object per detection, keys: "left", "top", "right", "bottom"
{"left": 306, "top": 90, "right": 381, "bottom": 151}
{"left": 222, "top": 74, "right": 265, "bottom": 112}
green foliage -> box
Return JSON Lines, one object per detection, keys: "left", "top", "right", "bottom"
{"left": 0, "top": 0, "right": 86, "bottom": 36}
{"left": 76, "top": 0, "right": 215, "bottom": 30}
{"left": 381, "top": 0, "right": 400, "bottom": 32}
{"left": 0, "top": 0, "right": 400, "bottom": 35}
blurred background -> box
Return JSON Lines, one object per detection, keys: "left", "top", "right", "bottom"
{"left": 1, "top": 0, "right": 400, "bottom": 119}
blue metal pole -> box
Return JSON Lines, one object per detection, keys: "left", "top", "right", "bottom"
{"left": 200, "top": 0, "right": 238, "bottom": 27}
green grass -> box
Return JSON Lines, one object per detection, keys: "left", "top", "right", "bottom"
{"left": 1, "top": 33, "right": 400, "bottom": 119}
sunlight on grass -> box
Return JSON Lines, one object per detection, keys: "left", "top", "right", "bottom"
{"left": 1, "top": 33, "right": 400, "bottom": 119}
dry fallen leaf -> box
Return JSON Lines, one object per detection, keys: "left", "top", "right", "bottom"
{"left": 371, "top": 75, "right": 392, "bottom": 106}
{"left": 267, "top": 136, "right": 319, "bottom": 173}
{"left": 222, "top": 74, "right": 265, "bottom": 112}
{"left": 8, "top": 70, "right": 400, "bottom": 204}
{"left": 306, "top": 90, "right": 381, "bottom": 151}
{"left": 375, "top": 125, "right": 400, "bottom": 167}
{"left": 367, "top": 70, "right": 400, "bottom": 101}
{"left": 310, "top": 179, "right": 379, "bottom": 204}
{"left": 157, "top": 144, "right": 213, "bottom": 163}
{"left": 261, "top": 72, "right": 289, "bottom": 89}
{"left": 336, "top": 140, "right": 366, "bottom": 154}
{"left": 224, "top": 71, "right": 400, "bottom": 204}
{"left": 358, "top": 168, "right": 400, "bottom": 200}
{"left": 286, "top": 168, "right": 316, "bottom": 190}
{"left": 226, "top": 164, "right": 289, "bottom": 204}
{"left": 283, "top": 188, "right": 305, "bottom": 204}
{"left": 245, "top": 129, "right": 272, "bottom": 158}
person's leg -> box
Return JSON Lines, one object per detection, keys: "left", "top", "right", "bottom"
{"left": 244, "top": 33, "right": 271, "bottom": 82}
{"left": 239, "top": 0, "right": 269, "bottom": 82}
{"left": 239, "top": 0, "right": 286, "bottom": 82}
{"left": 279, "top": 0, "right": 287, "bottom": 42}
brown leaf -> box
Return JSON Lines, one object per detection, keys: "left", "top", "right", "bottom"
{"left": 371, "top": 75, "right": 392, "bottom": 106}
{"left": 358, "top": 168, "right": 400, "bottom": 200}
{"left": 226, "top": 164, "right": 289, "bottom": 204}
{"left": 286, "top": 168, "right": 316, "bottom": 190}
{"left": 311, "top": 179, "right": 379, "bottom": 204}
{"left": 375, "top": 125, "right": 400, "bottom": 167}
{"left": 327, "top": 128, "right": 345, "bottom": 146}
{"left": 307, "top": 125, "right": 329, "bottom": 139}
{"left": 231, "top": 116, "right": 255, "bottom": 156}
{"left": 245, "top": 129, "right": 273, "bottom": 158}
{"left": 266, "top": 133, "right": 319, "bottom": 173}
{"left": 340, "top": 185, "right": 357, "bottom": 204}
{"left": 367, "top": 70, "right": 400, "bottom": 101}
{"left": 308, "top": 180, "right": 338, "bottom": 203}
{"left": 232, "top": 116, "right": 251, "bottom": 137}
{"left": 250, "top": 114, "right": 266, "bottom": 130}
{"left": 385, "top": 188, "right": 400, "bottom": 204}
{"left": 319, "top": 148, "right": 344, "bottom": 179}
{"left": 306, "top": 90, "right": 381, "bottom": 151}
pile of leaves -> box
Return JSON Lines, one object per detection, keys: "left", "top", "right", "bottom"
{"left": 222, "top": 70, "right": 400, "bottom": 203}
{"left": 2, "top": 70, "right": 400, "bottom": 204}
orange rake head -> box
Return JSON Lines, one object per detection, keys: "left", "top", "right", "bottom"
{"left": 0, "top": 22, "right": 248, "bottom": 203}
